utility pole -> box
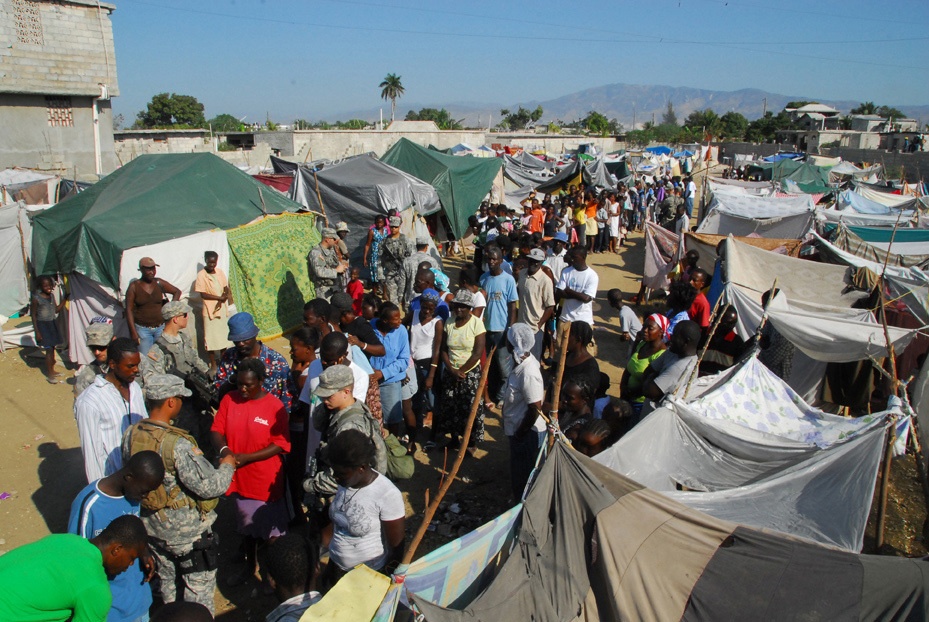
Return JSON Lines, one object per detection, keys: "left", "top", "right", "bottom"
{"left": 633, "top": 103, "right": 636, "bottom": 130}
{"left": 762, "top": 97, "right": 767, "bottom": 116}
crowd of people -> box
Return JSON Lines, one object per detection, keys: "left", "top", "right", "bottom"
{"left": 8, "top": 171, "right": 798, "bottom": 622}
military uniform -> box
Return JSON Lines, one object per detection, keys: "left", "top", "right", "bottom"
{"left": 381, "top": 234, "right": 412, "bottom": 304}
{"left": 403, "top": 249, "right": 438, "bottom": 303}
{"left": 307, "top": 244, "right": 341, "bottom": 300}
{"left": 122, "top": 375, "right": 234, "bottom": 614}
{"left": 74, "top": 360, "right": 107, "bottom": 397}
{"left": 141, "top": 330, "right": 212, "bottom": 436}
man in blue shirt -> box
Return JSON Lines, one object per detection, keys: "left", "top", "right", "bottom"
{"left": 480, "top": 246, "right": 518, "bottom": 405}
{"left": 69, "top": 450, "right": 165, "bottom": 622}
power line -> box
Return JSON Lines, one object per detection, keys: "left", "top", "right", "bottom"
{"left": 124, "top": 0, "right": 927, "bottom": 71}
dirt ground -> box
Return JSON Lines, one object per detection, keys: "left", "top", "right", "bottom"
{"left": 1, "top": 224, "right": 926, "bottom": 619}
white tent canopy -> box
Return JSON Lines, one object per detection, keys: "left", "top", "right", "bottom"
{"left": 596, "top": 357, "right": 902, "bottom": 552}
{"left": 698, "top": 193, "right": 815, "bottom": 238}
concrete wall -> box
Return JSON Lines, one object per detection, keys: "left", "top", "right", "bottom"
{"left": 491, "top": 133, "right": 623, "bottom": 154}
{"left": 817, "top": 147, "right": 929, "bottom": 182}
{"left": 287, "top": 130, "right": 488, "bottom": 161}
{"left": 113, "top": 130, "right": 212, "bottom": 164}
{"left": 0, "top": 92, "right": 117, "bottom": 173}
{"left": 0, "top": 0, "right": 119, "bottom": 96}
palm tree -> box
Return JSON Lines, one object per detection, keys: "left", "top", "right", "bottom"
{"left": 379, "top": 73, "right": 404, "bottom": 124}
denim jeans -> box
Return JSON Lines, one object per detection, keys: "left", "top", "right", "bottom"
{"left": 379, "top": 380, "right": 403, "bottom": 425}
{"left": 135, "top": 323, "right": 164, "bottom": 356}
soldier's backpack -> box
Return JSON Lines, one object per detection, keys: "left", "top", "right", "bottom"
{"left": 126, "top": 420, "right": 219, "bottom": 517}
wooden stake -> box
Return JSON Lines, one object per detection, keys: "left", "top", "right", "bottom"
{"left": 401, "top": 347, "right": 496, "bottom": 566}
{"left": 257, "top": 186, "right": 267, "bottom": 216}
{"left": 876, "top": 424, "right": 896, "bottom": 550}
{"left": 683, "top": 292, "right": 727, "bottom": 399}
{"left": 309, "top": 149, "right": 328, "bottom": 226}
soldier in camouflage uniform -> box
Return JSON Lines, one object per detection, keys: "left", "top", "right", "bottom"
{"left": 140, "top": 301, "right": 214, "bottom": 443}
{"left": 307, "top": 227, "right": 348, "bottom": 300}
{"left": 403, "top": 237, "right": 439, "bottom": 304}
{"left": 122, "top": 374, "right": 236, "bottom": 614}
{"left": 381, "top": 216, "right": 412, "bottom": 305}
{"left": 73, "top": 321, "right": 114, "bottom": 397}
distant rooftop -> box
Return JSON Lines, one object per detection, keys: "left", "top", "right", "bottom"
{"left": 788, "top": 103, "right": 840, "bottom": 114}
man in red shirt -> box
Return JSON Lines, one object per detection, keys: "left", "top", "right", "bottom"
{"left": 688, "top": 268, "right": 712, "bottom": 332}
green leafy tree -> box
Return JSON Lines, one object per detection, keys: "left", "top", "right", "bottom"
{"left": 877, "top": 105, "right": 906, "bottom": 119}
{"left": 718, "top": 111, "right": 749, "bottom": 140}
{"left": 785, "top": 100, "right": 816, "bottom": 109}
{"left": 337, "top": 119, "right": 368, "bottom": 130}
{"left": 582, "top": 111, "right": 614, "bottom": 136}
{"left": 661, "top": 101, "right": 678, "bottom": 126}
{"left": 208, "top": 113, "right": 243, "bottom": 132}
{"left": 547, "top": 121, "right": 561, "bottom": 134}
{"left": 112, "top": 113, "right": 124, "bottom": 131}
{"left": 135, "top": 93, "right": 206, "bottom": 128}
{"left": 745, "top": 111, "right": 792, "bottom": 142}
{"left": 293, "top": 119, "right": 312, "bottom": 130}
{"left": 379, "top": 73, "right": 405, "bottom": 123}
{"left": 498, "top": 106, "right": 544, "bottom": 131}
{"left": 850, "top": 102, "right": 877, "bottom": 115}
{"left": 683, "top": 109, "right": 720, "bottom": 138}
{"left": 404, "top": 108, "right": 463, "bottom": 130}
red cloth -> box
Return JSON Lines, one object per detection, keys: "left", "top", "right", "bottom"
{"left": 212, "top": 391, "right": 291, "bottom": 502}
{"left": 347, "top": 279, "right": 365, "bottom": 316}
{"left": 689, "top": 293, "right": 711, "bottom": 328}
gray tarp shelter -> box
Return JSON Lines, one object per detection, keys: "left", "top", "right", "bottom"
{"left": 290, "top": 154, "right": 441, "bottom": 269}
{"left": 412, "top": 441, "right": 929, "bottom": 621}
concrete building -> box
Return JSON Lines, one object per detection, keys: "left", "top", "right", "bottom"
{"left": 784, "top": 104, "right": 841, "bottom": 131}
{"left": 0, "top": 0, "right": 119, "bottom": 176}
{"left": 113, "top": 129, "right": 212, "bottom": 164}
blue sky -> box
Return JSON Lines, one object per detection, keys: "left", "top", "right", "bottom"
{"left": 110, "top": 0, "right": 929, "bottom": 124}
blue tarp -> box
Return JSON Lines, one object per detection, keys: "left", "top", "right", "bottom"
{"left": 645, "top": 145, "right": 672, "bottom": 155}
{"left": 763, "top": 152, "right": 804, "bottom": 162}
{"left": 674, "top": 150, "right": 695, "bottom": 158}
{"left": 838, "top": 190, "right": 907, "bottom": 215}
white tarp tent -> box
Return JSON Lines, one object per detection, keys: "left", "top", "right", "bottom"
{"left": 596, "top": 358, "right": 902, "bottom": 552}
{"left": 698, "top": 193, "right": 815, "bottom": 238}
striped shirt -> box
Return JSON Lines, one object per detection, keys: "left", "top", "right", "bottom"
{"left": 74, "top": 375, "right": 147, "bottom": 482}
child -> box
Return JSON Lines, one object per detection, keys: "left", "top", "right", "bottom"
{"left": 361, "top": 293, "right": 380, "bottom": 322}
{"left": 607, "top": 288, "right": 642, "bottom": 343}
{"left": 265, "top": 533, "right": 321, "bottom": 621}
{"left": 346, "top": 266, "right": 364, "bottom": 316}
{"left": 592, "top": 372, "right": 612, "bottom": 420}
{"left": 31, "top": 275, "right": 67, "bottom": 384}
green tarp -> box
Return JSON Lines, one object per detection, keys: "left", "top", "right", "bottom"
{"left": 381, "top": 138, "right": 502, "bottom": 239}
{"left": 31, "top": 153, "right": 302, "bottom": 290}
{"left": 227, "top": 213, "right": 320, "bottom": 339}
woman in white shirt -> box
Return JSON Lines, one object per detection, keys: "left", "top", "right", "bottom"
{"left": 323, "top": 429, "right": 406, "bottom": 588}
{"left": 409, "top": 292, "right": 444, "bottom": 453}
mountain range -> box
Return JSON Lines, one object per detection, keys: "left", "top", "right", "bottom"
{"left": 327, "top": 83, "right": 929, "bottom": 130}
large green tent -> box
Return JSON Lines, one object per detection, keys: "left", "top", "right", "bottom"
{"left": 381, "top": 138, "right": 502, "bottom": 238}
{"left": 32, "top": 153, "right": 302, "bottom": 290}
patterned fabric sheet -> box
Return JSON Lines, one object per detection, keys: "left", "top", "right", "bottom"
{"left": 687, "top": 357, "right": 883, "bottom": 448}
{"left": 226, "top": 213, "right": 321, "bottom": 339}
{"left": 373, "top": 504, "right": 522, "bottom": 621}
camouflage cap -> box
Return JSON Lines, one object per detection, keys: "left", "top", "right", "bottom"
{"left": 161, "top": 300, "right": 192, "bottom": 321}
{"left": 84, "top": 322, "right": 113, "bottom": 347}
{"left": 143, "top": 373, "right": 192, "bottom": 400}
{"left": 313, "top": 364, "right": 354, "bottom": 398}
{"left": 321, "top": 227, "right": 338, "bottom": 239}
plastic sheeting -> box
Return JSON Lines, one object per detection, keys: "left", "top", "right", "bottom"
{"left": 0, "top": 202, "right": 35, "bottom": 317}
{"left": 642, "top": 222, "right": 680, "bottom": 290}
{"left": 118, "top": 230, "right": 230, "bottom": 301}
{"left": 596, "top": 358, "right": 894, "bottom": 551}
{"left": 837, "top": 189, "right": 918, "bottom": 214}
{"left": 698, "top": 193, "right": 814, "bottom": 239}
{"left": 854, "top": 182, "right": 922, "bottom": 208}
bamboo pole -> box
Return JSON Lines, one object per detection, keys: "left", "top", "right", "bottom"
{"left": 257, "top": 186, "right": 267, "bottom": 216}
{"left": 309, "top": 149, "right": 328, "bottom": 226}
{"left": 876, "top": 423, "right": 896, "bottom": 550}
{"left": 401, "top": 346, "right": 496, "bottom": 566}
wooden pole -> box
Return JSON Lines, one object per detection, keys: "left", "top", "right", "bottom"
{"left": 257, "top": 186, "right": 267, "bottom": 216}
{"left": 683, "top": 293, "right": 727, "bottom": 399}
{"left": 874, "top": 214, "right": 903, "bottom": 549}
{"left": 401, "top": 347, "right": 496, "bottom": 566}
{"left": 547, "top": 323, "right": 573, "bottom": 436}
{"left": 309, "top": 149, "right": 328, "bottom": 226}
